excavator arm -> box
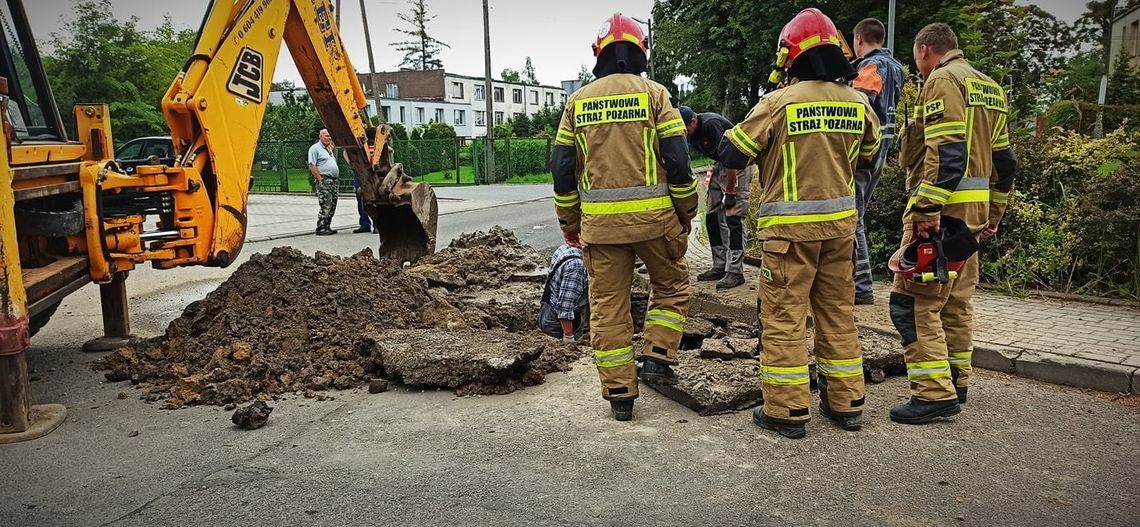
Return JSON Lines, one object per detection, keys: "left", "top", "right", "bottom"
{"left": 80, "top": 0, "right": 436, "bottom": 282}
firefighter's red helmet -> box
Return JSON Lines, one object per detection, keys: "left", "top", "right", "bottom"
{"left": 889, "top": 216, "right": 980, "bottom": 284}
{"left": 776, "top": 8, "right": 851, "bottom": 70}
{"left": 592, "top": 13, "right": 648, "bottom": 57}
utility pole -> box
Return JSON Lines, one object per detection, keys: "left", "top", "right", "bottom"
{"left": 633, "top": 16, "right": 653, "bottom": 80}
{"left": 887, "top": 0, "right": 896, "bottom": 54}
{"left": 359, "top": 0, "right": 385, "bottom": 124}
{"left": 335, "top": 0, "right": 341, "bottom": 26}
{"left": 482, "top": 0, "right": 495, "bottom": 182}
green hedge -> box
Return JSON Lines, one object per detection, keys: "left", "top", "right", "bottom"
{"left": 470, "top": 139, "right": 551, "bottom": 183}
{"left": 1044, "top": 101, "right": 1140, "bottom": 135}
{"left": 858, "top": 128, "right": 1140, "bottom": 299}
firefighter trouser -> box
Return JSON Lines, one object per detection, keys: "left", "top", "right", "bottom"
{"left": 584, "top": 230, "right": 691, "bottom": 401}
{"left": 758, "top": 235, "right": 864, "bottom": 423}
{"left": 889, "top": 253, "right": 979, "bottom": 402}
{"left": 707, "top": 164, "right": 752, "bottom": 276}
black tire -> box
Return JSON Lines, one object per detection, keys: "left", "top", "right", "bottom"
{"left": 15, "top": 198, "right": 84, "bottom": 237}
{"left": 29, "top": 300, "right": 60, "bottom": 337}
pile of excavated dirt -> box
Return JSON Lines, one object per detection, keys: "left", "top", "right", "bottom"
{"left": 95, "top": 228, "right": 584, "bottom": 408}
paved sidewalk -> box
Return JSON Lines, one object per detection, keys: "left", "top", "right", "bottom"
{"left": 682, "top": 229, "right": 1140, "bottom": 394}
{"left": 246, "top": 185, "right": 551, "bottom": 241}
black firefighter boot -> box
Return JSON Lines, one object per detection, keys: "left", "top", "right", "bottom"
{"left": 816, "top": 376, "right": 863, "bottom": 431}
{"left": 889, "top": 397, "right": 961, "bottom": 425}
{"left": 638, "top": 358, "right": 678, "bottom": 386}
{"left": 752, "top": 407, "right": 806, "bottom": 439}
{"left": 610, "top": 399, "right": 634, "bottom": 421}
{"left": 952, "top": 369, "right": 968, "bottom": 404}
{"left": 697, "top": 268, "right": 726, "bottom": 282}
{"left": 716, "top": 272, "right": 746, "bottom": 290}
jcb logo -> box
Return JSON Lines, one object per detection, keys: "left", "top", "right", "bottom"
{"left": 228, "top": 47, "right": 264, "bottom": 103}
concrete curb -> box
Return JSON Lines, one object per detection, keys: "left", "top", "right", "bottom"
{"left": 635, "top": 269, "right": 1140, "bottom": 396}
{"left": 246, "top": 195, "right": 552, "bottom": 244}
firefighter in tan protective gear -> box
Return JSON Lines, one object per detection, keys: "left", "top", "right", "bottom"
{"left": 549, "top": 13, "right": 698, "bottom": 421}
{"left": 718, "top": 8, "right": 881, "bottom": 439}
{"left": 888, "top": 23, "right": 1017, "bottom": 425}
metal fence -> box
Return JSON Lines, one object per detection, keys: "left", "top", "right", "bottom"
{"left": 251, "top": 137, "right": 555, "bottom": 193}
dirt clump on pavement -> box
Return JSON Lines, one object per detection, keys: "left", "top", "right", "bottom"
{"left": 232, "top": 401, "right": 273, "bottom": 430}
{"left": 95, "top": 228, "right": 584, "bottom": 408}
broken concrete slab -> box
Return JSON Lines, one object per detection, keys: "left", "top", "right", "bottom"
{"left": 699, "top": 338, "right": 755, "bottom": 360}
{"left": 646, "top": 352, "right": 763, "bottom": 416}
{"left": 364, "top": 329, "right": 583, "bottom": 396}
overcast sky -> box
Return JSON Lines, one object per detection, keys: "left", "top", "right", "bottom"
{"left": 24, "top": 0, "right": 1086, "bottom": 87}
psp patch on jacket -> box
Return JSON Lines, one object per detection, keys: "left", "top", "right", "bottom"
{"left": 924, "top": 99, "right": 945, "bottom": 124}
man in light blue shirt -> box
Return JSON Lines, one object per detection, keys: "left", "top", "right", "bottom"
{"left": 307, "top": 129, "right": 339, "bottom": 235}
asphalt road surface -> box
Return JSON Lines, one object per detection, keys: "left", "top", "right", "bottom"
{"left": 4, "top": 196, "right": 1138, "bottom": 527}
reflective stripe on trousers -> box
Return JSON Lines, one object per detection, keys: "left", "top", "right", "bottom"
{"left": 761, "top": 364, "right": 810, "bottom": 385}
{"left": 906, "top": 359, "right": 952, "bottom": 381}
{"left": 816, "top": 356, "right": 863, "bottom": 378}
{"left": 594, "top": 346, "right": 635, "bottom": 368}
{"left": 646, "top": 308, "right": 685, "bottom": 332}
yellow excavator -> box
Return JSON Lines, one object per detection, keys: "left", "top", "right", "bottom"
{"left": 0, "top": 0, "right": 438, "bottom": 442}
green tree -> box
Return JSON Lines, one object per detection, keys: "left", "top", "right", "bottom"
{"left": 576, "top": 64, "right": 594, "bottom": 87}
{"left": 508, "top": 113, "right": 534, "bottom": 137}
{"left": 500, "top": 68, "right": 521, "bottom": 83}
{"left": 1106, "top": 50, "right": 1140, "bottom": 105}
{"left": 521, "top": 57, "right": 538, "bottom": 85}
{"left": 392, "top": 0, "right": 449, "bottom": 70}
{"left": 43, "top": 1, "right": 195, "bottom": 140}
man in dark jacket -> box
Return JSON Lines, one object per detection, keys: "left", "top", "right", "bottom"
{"left": 850, "top": 18, "right": 905, "bottom": 304}
{"left": 681, "top": 106, "right": 751, "bottom": 289}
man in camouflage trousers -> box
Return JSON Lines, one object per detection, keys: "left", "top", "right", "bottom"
{"left": 307, "top": 128, "right": 340, "bottom": 236}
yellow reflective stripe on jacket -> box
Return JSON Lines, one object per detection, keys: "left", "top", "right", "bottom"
{"left": 646, "top": 308, "right": 685, "bottom": 332}
{"left": 781, "top": 142, "right": 798, "bottom": 202}
{"left": 575, "top": 133, "right": 591, "bottom": 190}
{"left": 761, "top": 364, "right": 810, "bottom": 385}
{"left": 757, "top": 195, "right": 855, "bottom": 229}
{"left": 860, "top": 131, "right": 882, "bottom": 156}
{"left": 729, "top": 124, "right": 762, "bottom": 158}
{"left": 991, "top": 191, "right": 1009, "bottom": 205}
{"left": 916, "top": 182, "right": 952, "bottom": 203}
{"left": 669, "top": 180, "right": 698, "bottom": 199}
{"left": 643, "top": 127, "right": 659, "bottom": 186}
{"left": 594, "top": 346, "right": 635, "bottom": 368}
{"left": 945, "top": 189, "right": 989, "bottom": 204}
{"left": 949, "top": 350, "right": 973, "bottom": 368}
{"left": 554, "top": 192, "right": 580, "bottom": 208}
{"left": 924, "top": 120, "right": 967, "bottom": 140}
{"left": 963, "top": 108, "right": 975, "bottom": 177}
{"left": 906, "top": 360, "right": 952, "bottom": 380}
{"left": 816, "top": 356, "right": 864, "bottom": 378}
{"left": 581, "top": 196, "right": 673, "bottom": 215}
{"left": 656, "top": 118, "right": 686, "bottom": 137}
{"left": 556, "top": 128, "right": 575, "bottom": 146}
{"left": 847, "top": 139, "right": 860, "bottom": 162}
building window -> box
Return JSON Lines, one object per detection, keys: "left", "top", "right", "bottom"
{"left": 451, "top": 81, "right": 464, "bottom": 99}
{"left": 474, "top": 85, "right": 485, "bottom": 101}
{"left": 382, "top": 106, "right": 391, "bottom": 122}
{"left": 415, "top": 107, "right": 425, "bottom": 124}
{"left": 530, "top": 90, "right": 539, "bottom": 105}
{"left": 399, "top": 106, "right": 406, "bottom": 124}
{"left": 385, "top": 83, "right": 399, "bottom": 99}
{"left": 514, "top": 112, "right": 524, "bottom": 120}
{"left": 545, "top": 92, "right": 554, "bottom": 106}
{"left": 435, "top": 108, "right": 445, "bottom": 122}
{"left": 494, "top": 111, "right": 504, "bottom": 125}
{"left": 455, "top": 110, "right": 466, "bottom": 125}
{"left": 512, "top": 88, "right": 523, "bottom": 104}
{"left": 474, "top": 110, "right": 485, "bottom": 126}
{"left": 561, "top": 94, "right": 567, "bottom": 105}
{"left": 493, "top": 87, "right": 504, "bottom": 102}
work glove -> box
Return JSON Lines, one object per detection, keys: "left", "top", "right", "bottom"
{"left": 723, "top": 193, "right": 737, "bottom": 212}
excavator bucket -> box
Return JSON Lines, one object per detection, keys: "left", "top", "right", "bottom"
{"left": 368, "top": 163, "right": 438, "bottom": 264}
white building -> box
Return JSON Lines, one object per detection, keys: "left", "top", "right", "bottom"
{"left": 1109, "top": 4, "right": 1140, "bottom": 76}
{"left": 359, "top": 70, "right": 570, "bottom": 137}
{"left": 266, "top": 87, "right": 474, "bottom": 137}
